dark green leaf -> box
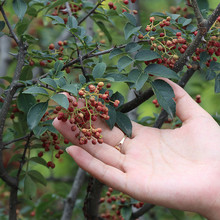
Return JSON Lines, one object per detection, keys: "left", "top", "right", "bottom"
{"left": 23, "top": 86, "right": 49, "bottom": 96}
{"left": 24, "top": 175, "right": 36, "bottom": 199}
{"left": 135, "top": 49, "right": 161, "bottom": 61}
{"left": 13, "top": 0, "right": 27, "bottom": 20}
{"left": 117, "top": 56, "right": 133, "bottom": 72}
{"left": 205, "top": 69, "right": 216, "bottom": 81}
{"left": 111, "top": 92, "right": 124, "bottom": 107}
{"left": 79, "top": 75, "right": 86, "bottom": 84}
{"left": 105, "top": 105, "right": 116, "bottom": 130}
{"left": 124, "top": 22, "right": 141, "bottom": 40}
{"left": 178, "top": 17, "right": 192, "bottom": 26}
{"left": 215, "top": 74, "right": 220, "bottom": 93}
{"left": 200, "top": 51, "right": 210, "bottom": 69}
{"left": 40, "top": 78, "right": 57, "bottom": 89}
{"left": 105, "top": 73, "right": 129, "bottom": 82}
{"left": 123, "top": 12, "right": 136, "bottom": 26}
{"left": 0, "top": 21, "right": 5, "bottom": 32}
{"left": 20, "top": 66, "right": 33, "bottom": 81}
{"left": 33, "top": 126, "right": 47, "bottom": 138}
{"left": 92, "top": 62, "right": 107, "bottom": 79}
{"left": 144, "top": 64, "right": 179, "bottom": 80}
{"left": 29, "top": 157, "right": 47, "bottom": 167}
{"left": 198, "top": 0, "right": 209, "bottom": 10}
{"left": 128, "top": 69, "right": 148, "bottom": 91}
{"left": 54, "top": 60, "right": 64, "bottom": 72}
{"left": 96, "top": 21, "right": 112, "bottom": 43}
{"left": 8, "top": 154, "right": 22, "bottom": 164}
{"left": 28, "top": 170, "right": 47, "bottom": 186}
{"left": 16, "top": 18, "right": 30, "bottom": 36}
{"left": 60, "top": 84, "right": 78, "bottom": 96}
{"left": 210, "top": 61, "right": 220, "bottom": 71}
{"left": 116, "top": 112, "right": 132, "bottom": 137}
{"left": 27, "top": 102, "right": 48, "bottom": 130}
{"left": 17, "top": 93, "right": 36, "bottom": 113}
{"left": 51, "top": 94, "right": 69, "bottom": 109}
{"left": 109, "top": 48, "right": 123, "bottom": 59}
{"left": 169, "top": 209, "right": 185, "bottom": 219}
{"left": 125, "top": 42, "right": 142, "bottom": 53}
{"left": 66, "top": 16, "right": 78, "bottom": 29}
{"left": 46, "top": 0, "right": 69, "bottom": 12}
{"left": 121, "top": 206, "right": 132, "bottom": 219}
{"left": 150, "top": 12, "right": 166, "bottom": 18}
{"left": 151, "top": 79, "right": 176, "bottom": 118}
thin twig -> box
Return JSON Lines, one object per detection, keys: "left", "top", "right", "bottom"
{"left": 78, "top": 0, "right": 105, "bottom": 25}
{"left": 0, "top": 5, "right": 19, "bottom": 45}
{"left": 3, "top": 134, "right": 30, "bottom": 147}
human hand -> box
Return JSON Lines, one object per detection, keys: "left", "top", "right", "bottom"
{"left": 53, "top": 79, "right": 220, "bottom": 219}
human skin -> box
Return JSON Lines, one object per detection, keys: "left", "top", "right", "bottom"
{"left": 53, "top": 79, "right": 220, "bottom": 219}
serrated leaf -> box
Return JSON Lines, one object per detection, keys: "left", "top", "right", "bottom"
{"left": 29, "top": 157, "right": 47, "bottom": 167}
{"left": 51, "top": 94, "right": 69, "bottom": 109}
{"left": 128, "top": 69, "right": 148, "bottom": 91}
{"left": 135, "top": 49, "right": 161, "bottom": 61}
{"left": 109, "top": 48, "right": 123, "bottom": 59}
{"left": 24, "top": 175, "right": 36, "bottom": 199}
{"left": 66, "top": 16, "right": 78, "bottom": 29}
{"left": 123, "top": 12, "right": 136, "bottom": 26}
{"left": 28, "top": 170, "right": 47, "bottom": 186}
{"left": 124, "top": 22, "right": 141, "bottom": 40}
{"left": 144, "top": 64, "right": 179, "bottom": 80}
{"left": 215, "top": 74, "right": 220, "bottom": 93}
{"left": 125, "top": 42, "right": 142, "bottom": 53}
{"left": 27, "top": 102, "right": 48, "bottom": 130}
{"left": 151, "top": 79, "right": 176, "bottom": 118}
{"left": 0, "top": 21, "right": 5, "bottom": 32}
{"left": 17, "top": 93, "right": 36, "bottom": 113}
{"left": 96, "top": 21, "right": 112, "bottom": 43}
{"left": 13, "top": 0, "right": 27, "bottom": 20}
{"left": 92, "top": 62, "right": 106, "bottom": 79}
{"left": 117, "top": 56, "right": 133, "bottom": 72}
{"left": 60, "top": 84, "right": 78, "bottom": 96}
{"left": 105, "top": 105, "right": 116, "bottom": 130}
{"left": 40, "top": 78, "right": 57, "bottom": 89}
{"left": 23, "top": 86, "right": 49, "bottom": 96}
{"left": 116, "top": 112, "right": 132, "bottom": 137}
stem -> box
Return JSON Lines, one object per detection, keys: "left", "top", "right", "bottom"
{"left": 191, "top": 0, "right": 204, "bottom": 24}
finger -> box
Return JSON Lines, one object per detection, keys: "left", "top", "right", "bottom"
{"left": 160, "top": 78, "right": 211, "bottom": 123}
{"left": 66, "top": 145, "right": 127, "bottom": 192}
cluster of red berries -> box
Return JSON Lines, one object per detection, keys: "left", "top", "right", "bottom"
{"left": 56, "top": 82, "right": 120, "bottom": 145}
{"left": 152, "top": 99, "right": 159, "bottom": 108}
{"left": 108, "top": 0, "right": 138, "bottom": 14}
{"left": 99, "top": 187, "right": 144, "bottom": 220}
{"left": 8, "top": 103, "right": 20, "bottom": 120}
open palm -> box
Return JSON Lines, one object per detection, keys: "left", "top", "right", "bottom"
{"left": 53, "top": 79, "right": 220, "bottom": 218}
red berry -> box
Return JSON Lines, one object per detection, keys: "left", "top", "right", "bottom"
{"left": 123, "top": 0, "right": 129, "bottom": 4}
{"left": 49, "top": 43, "right": 55, "bottom": 50}
{"left": 38, "top": 151, "right": 43, "bottom": 157}
{"left": 58, "top": 41, "right": 63, "bottom": 46}
{"left": 40, "top": 61, "right": 46, "bottom": 66}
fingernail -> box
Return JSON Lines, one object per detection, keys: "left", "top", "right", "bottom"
{"left": 66, "top": 147, "right": 70, "bottom": 154}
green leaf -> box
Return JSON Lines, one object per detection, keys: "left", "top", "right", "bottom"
{"left": 46, "top": 15, "right": 64, "bottom": 25}
{"left": 79, "top": 75, "right": 86, "bottom": 84}
{"left": 16, "top": 18, "right": 30, "bottom": 36}
{"left": 33, "top": 126, "right": 48, "bottom": 138}
{"left": 116, "top": 112, "right": 132, "bottom": 137}
{"left": 23, "top": 86, "right": 49, "bottom": 96}
{"left": 28, "top": 170, "right": 47, "bottom": 186}
{"left": 60, "top": 84, "right": 78, "bottom": 96}
{"left": 128, "top": 69, "right": 148, "bottom": 91}
{"left": 151, "top": 79, "right": 176, "bottom": 118}
{"left": 24, "top": 175, "right": 36, "bottom": 199}
{"left": 215, "top": 74, "right": 220, "bottom": 93}
{"left": 54, "top": 60, "right": 64, "bottom": 72}
{"left": 27, "top": 102, "right": 48, "bottom": 130}
{"left": 20, "top": 66, "right": 33, "bottom": 81}
{"left": 46, "top": 0, "right": 69, "bottom": 12}
{"left": 123, "top": 12, "right": 136, "bottom": 26}
{"left": 40, "top": 78, "right": 57, "bottom": 89}
{"left": 111, "top": 92, "right": 124, "bottom": 107}
{"left": 0, "top": 21, "right": 5, "bottom": 32}
{"left": 144, "top": 64, "right": 179, "bottom": 80}
{"left": 200, "top": 51, "right": 210, "bottom": 69}
{"left": 96, "top": 21, "right": 112, "bottom": 44}
{"left": 124, "top": 22, "right": 141, "bottom": 40}
{"left": 121, "top": 206, "right": 132, "bottom": 219}
{"left": 135, "top": 49, "right": 161, "bottom": 61}
{"left": 169, "top": 209, "right": 185, "bottom": 219}
{"left": 198, "top": 0, "right": 209, "bottom": 10}
{"left": 105, "top": 105, "right": 116, "bottom": 130}
{"left": 13, "top": 0, "right": 27, "bottom": 20}
{"left": 66, "top": 16, "right": 78, "bottom": 29}
{"left": 29, "top": 157, "right": 47, "bottom": 167}
{"left": 210, "top": 61, "right": 220, "bottom": 71}
{"left": 117, "top": 56, "right": 133, "bottom": 72}
{"left": 51, "top": 94, "right": 69, "bottom": 109}
{"left": 205, "top": 69, "right": 216, "bottom": 81}
{"left": 125, "top": 42, "right": 142, "bottom": 53}
{"left": 178, "top": 17, "right": 192, "bottom": 27}
{"left": 109, "top": 48, "right": 123, "bottom": 59}
{"left": 92, "top": 62, "right": 107, "bottom": 79}
{"left": 17, "top": 93, "right": 36, "bottom": 113}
